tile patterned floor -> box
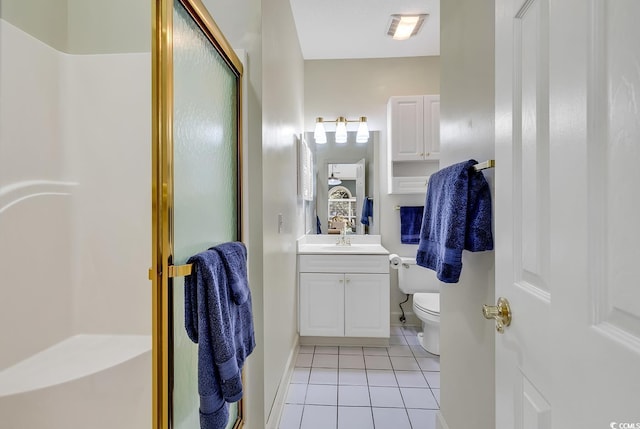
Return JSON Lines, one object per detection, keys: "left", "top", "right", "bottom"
{"left": 279, "top": 326, "right": 440, "bottom": 429}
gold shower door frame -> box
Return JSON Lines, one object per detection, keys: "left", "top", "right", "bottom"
{"left": 151, "top": 1, "right": 244, "bottom": 428}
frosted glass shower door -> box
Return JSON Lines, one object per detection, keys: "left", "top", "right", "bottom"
{"left": 164, "top": 1, "right": 242, "bottom": 428}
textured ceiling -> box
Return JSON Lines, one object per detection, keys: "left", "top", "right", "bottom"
{"left": 289, "top": 0, "right": 440, "bottom": 60}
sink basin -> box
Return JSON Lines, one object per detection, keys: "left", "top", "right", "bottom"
{"left": 297, "top": 243, "right": 389, "bottom": 255}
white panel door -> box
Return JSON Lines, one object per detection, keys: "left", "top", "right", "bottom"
{"left": 299, "top": 273, "right": 344, "bottom": 337}
{"left": 344, "top": 274, "right": 390, "bottom": 338}
{"left": 389, "top": 96, "right": 424, "bottom": 161}
{"left": 495, "top": 1, "right": 552, "bottom": 427}
{"left": 495, "top": 0, "right": 640, "bottom": 427}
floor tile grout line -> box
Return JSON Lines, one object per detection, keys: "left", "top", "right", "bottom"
{"left": 288, "top": 335, "right": 441, "bottom": 429}
{"left": 395, "top": 376, "right": 415, "bottom": 429}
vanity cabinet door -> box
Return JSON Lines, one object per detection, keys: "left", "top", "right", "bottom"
{"left": 344, "top": 273, "right": 390, "bottom": 338}
{"left": 299, "top": 273, "right": 345, "bottom": 337}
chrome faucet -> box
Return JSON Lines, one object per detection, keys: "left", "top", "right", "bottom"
{"left": 336, "top": 224, "right": 351, "bottom": 246}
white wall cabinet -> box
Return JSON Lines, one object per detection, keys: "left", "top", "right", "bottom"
{"left": 298, "top": 254, "right": 390, "bottom": 338}
{"left": 387, "top": 95, "right": 440, "bottom": 194}
{"left": 388, "top": 95, "right": 440, "bottom": 162}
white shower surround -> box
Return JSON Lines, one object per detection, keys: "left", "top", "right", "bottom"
{"left": 0, "top": 19, "right": 151, "bottom": 428}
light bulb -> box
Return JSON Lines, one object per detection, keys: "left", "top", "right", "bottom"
{"left": 314, "top": 118, "right": 327, "bottom": 144}
{"left": 335, "top": 117, "right": 347, "bottom": 143}
{"left": 393, "top": 16, "right": 419, "bottom": 40}
{"left": 356, "top": 117, "right": 369, "bottom": 143}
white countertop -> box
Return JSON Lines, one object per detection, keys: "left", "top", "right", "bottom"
{"left": 297, "top": 235, "right": 389, "bottom": 255}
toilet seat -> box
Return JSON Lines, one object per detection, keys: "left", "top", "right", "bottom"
{"left": 413, "top": 292, "right": 440, "bottom": 316}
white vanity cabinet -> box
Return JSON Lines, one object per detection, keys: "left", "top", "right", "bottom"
{"left": 298, "top": 254, "right": 390, "bottom": 338}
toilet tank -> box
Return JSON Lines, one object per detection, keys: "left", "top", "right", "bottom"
{"left": 397, "top": 257, "right": 440, "bottom": 294}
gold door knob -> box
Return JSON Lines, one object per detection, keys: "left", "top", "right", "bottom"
{"left": 483, "top": 297, "right": 512, "bottom": 333}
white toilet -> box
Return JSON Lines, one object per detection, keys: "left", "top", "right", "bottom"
{"left": 397, "top": 257, "right": 441, "bottom": 355}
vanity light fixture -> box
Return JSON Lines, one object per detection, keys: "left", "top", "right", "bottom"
{"left": 387, "top": 14, "right": 428, "bottom": 41}
{"left": 314, "top": 116, "right": 370, "bottom": 144}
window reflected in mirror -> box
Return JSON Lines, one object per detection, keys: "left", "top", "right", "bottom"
{"left": 328, "top": 185, "right": 356, "bottom": 233}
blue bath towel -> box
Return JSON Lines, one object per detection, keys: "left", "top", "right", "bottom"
{"left": 184, "top": 242, "right": 256, "bottom": 429}
{"left": 213, "top": 242, "right": 250, "bottom": 305}
{"left": 400, "top": 206, "right": 424, "bottom": 244}
{"left": 360, "top": 197, "right": 374, "bottom": 225}
{"left": 316, "top": 215, "right": 322, "bottom": 234}
{"left": 416, "top": 160, "right": 493, "bottom": 283}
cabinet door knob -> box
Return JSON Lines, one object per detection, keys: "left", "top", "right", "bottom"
{"left": 339, "top": 279, "right": 344, "bottom": 283}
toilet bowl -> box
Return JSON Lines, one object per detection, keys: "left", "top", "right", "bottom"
{"left": 412, "top": 292, "right": 440, "bottom": 355}
{"left": 396, "top": 257, "right": 441, "bottom": 355}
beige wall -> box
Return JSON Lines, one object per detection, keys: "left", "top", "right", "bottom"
{"left": 1, "top": 0, "right": 149, "bottom": 54}
{"left": 0, "top": 0, "right": 67, "bottom": 51}
{"left": 304, "top": 57, "right": 441, "bottom": 325}
{"left": 304, "top": 57, "right": 440, "bottom": 132}
{"left": 261, "top": 0, "right": 305, "bottom": 423}
{"left": 439, "top": 0, "right": 496, "bottom": 428}
{"left": 67, "top": 0, "right": 149, "bottom": 54}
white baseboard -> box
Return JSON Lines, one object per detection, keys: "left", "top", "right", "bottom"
{"left": 390, "top": 310, "right": 421, "bottom": 327}
{"left": 265, "top": 337, "right": 300, "bottom": 429}
{"left": 299, "top": 336, "right": 389, "bottom": 347}
{"left": 436, "top": 411, "right": 450, "bottom": 429}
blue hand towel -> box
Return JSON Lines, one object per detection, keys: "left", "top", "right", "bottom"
{"left": 416, "top": 160, "right": 493, "bottom": 283}
{"left": 316, "top": 215, "right": 322, "bottom": 234}
{"left": 360, "top": 197, "right": 373, "bottom": 225}
{"left": 399, "top": 206, "right": 424, "bottom": 244}
{"left": 184, "top": 242, "right": 256, "bottom": 429}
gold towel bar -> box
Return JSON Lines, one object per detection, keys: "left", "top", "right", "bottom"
{"left": 473, "top": 159, "right": 495, "bottom": 171}
{"left": 148, "top": 263, "right": 193, "bottom": 279}
{"left": 168, "top": 264, "right": 193, "bottom": 278}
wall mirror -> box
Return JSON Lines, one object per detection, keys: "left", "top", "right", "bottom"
{"left": 305, "top": 131, "right": 380, "bottom": 235}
